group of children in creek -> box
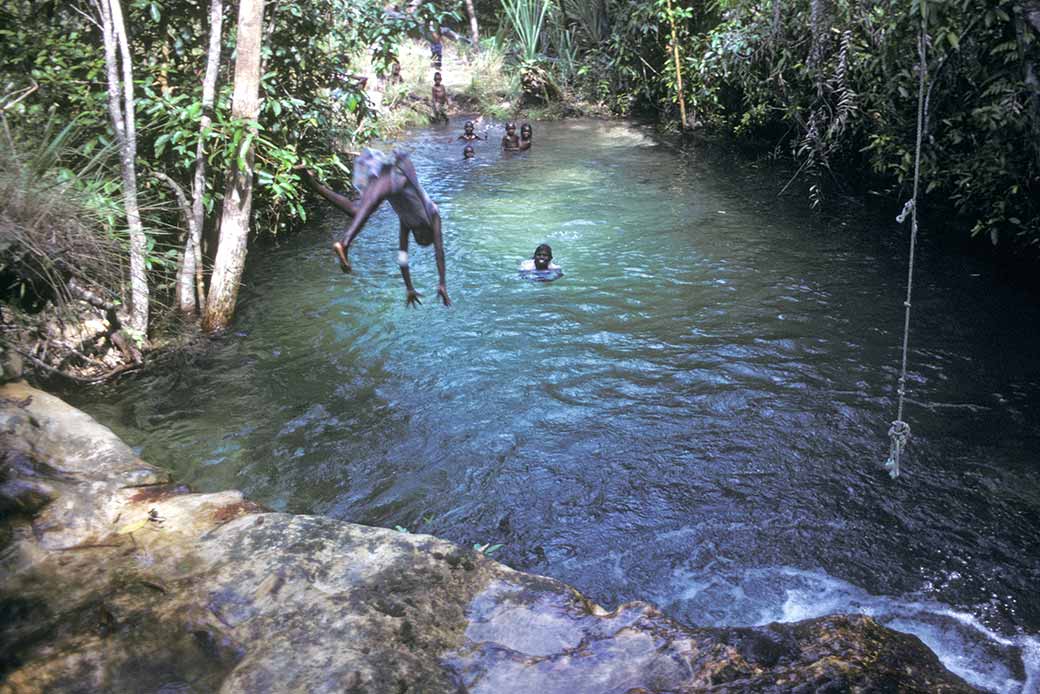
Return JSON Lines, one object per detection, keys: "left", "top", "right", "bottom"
{"left": 299, "top": 59, "right": 561, "bottom": 308}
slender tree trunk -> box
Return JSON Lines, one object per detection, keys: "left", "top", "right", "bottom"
{"left": 177, "top": 0, "right": 223, "bottom": 316}
{"left": 202, "top": 0, "right": 264, "bottom": 332}
{"left": 463, "top": 0, "right": 480, "bottom": 48}
{"left": 664, "top": 0, "right": 687, "bottom": 130}
{"left": 97, "top": 0, "right": 149, "bottom": 336}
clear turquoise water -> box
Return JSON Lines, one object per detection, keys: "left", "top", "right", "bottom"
{"left": 73, "top": 119, "right": 1040, "bottom": 692}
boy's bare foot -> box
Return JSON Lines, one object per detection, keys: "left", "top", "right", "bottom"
{"left": 332, "top": 242, "right": 352, "bottom": 273}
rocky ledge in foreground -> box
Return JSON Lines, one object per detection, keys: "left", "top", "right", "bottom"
{"left": 0, "top": 382, "right": 977, "bottom": 693}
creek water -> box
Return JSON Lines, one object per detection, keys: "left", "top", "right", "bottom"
{"left": 71, "top": 119, "right": 1040, "bottom": 692}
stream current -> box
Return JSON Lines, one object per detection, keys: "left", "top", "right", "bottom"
{"left": 72, "top": 119, "right": 1040, "bottom": 692}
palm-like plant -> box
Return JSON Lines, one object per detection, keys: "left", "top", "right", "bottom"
{"left": 501, "top": 0, "right": 551, "bottom": 63}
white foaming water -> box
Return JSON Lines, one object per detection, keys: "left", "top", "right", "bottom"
{"left": 655, "top": 567, "right": 1039, "bottom": 694}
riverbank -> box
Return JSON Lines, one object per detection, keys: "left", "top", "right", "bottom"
{"left": 0, "top": 382, "right": 979, "bottom": 692}
{"left": 365, "top": 38, "right": 608, "bottom": 138}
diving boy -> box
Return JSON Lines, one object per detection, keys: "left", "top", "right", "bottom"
{"left": 302, "top": 149, "right": 450, "bottom": 308}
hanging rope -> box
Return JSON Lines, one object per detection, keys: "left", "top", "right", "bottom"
{"left": 885, "top": 12, "right": 929, "bottom": 479}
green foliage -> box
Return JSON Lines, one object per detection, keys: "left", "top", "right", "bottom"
{"left": 672, "top": 0, "right": 1039, "bottom": 244}
{"left": 0, "top": 0, "right": 450, "bottom": 251}
{"left": 462, "top": 40, "right": 522, "bottom": 116}
{"left": 502, "top": 0, "right": 551, "bottom": 62}
{"left": 555, "top": 0, "right": 674, "bottom": 115}
{"left": 0, "top": 113, "right": 130, "bottom": 311}
{"left": 547, "top": 0, "right": 1037, "bottom": 246}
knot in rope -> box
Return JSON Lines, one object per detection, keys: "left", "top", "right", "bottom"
{"left": 885, "top": 420, "right": 911, "bottom": 479}
{"left": 896, "top": 199, "right": 915, "bottom": 224}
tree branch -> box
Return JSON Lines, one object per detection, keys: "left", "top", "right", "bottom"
{"left": 152, "top": 171, "right": 194, "bottom": 237}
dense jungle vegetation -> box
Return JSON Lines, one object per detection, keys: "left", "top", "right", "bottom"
{"left": 1, "top": 0, "right": 1037, "bottom": 382}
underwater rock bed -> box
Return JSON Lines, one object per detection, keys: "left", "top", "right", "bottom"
{"left": 0, "top": 382, "right": 978, "bottom": 693}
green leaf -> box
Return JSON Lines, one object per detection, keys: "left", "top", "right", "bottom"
{"left": 154, "top": 133, "right": 170, "bottom": 157}
{"left": 238, "top": 132, "right": 254, "bottom": 170}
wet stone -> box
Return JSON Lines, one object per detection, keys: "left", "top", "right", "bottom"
{"left": 0, "top": 383, "right": 981, "bottom": 693}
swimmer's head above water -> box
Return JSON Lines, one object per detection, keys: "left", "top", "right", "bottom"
{"left": 463, "top": 144, "right": 475, "bottom": 159}
{"left": 533, "top": 243, "right": 553, "bottom": 270}
{"left": 519, "top": 244, "right": 562, "bottom": 281}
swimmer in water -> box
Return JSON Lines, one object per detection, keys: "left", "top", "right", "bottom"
{"left": 519, "top": 243, "right": 562, "bottom": 281}
{"left": 501, "top": 122, "right": 520, "bottom": 151}
{"left": 518, "top": 123, "right": 533, "bottom": 151}
{"left": 463, "top": 144, "right": 475, "bottom": 159}
{"left": 458, "top": 120, "right": 486, "bottom": 142}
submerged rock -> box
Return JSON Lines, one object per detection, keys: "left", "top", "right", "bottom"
{"left": 0, "top": 383, "right": 978, "bottom": 693}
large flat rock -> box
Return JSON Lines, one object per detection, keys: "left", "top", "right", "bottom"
{"left": 0, "top": 382, "right": 978, "bottom": 693}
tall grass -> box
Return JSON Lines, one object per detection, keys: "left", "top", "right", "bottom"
{"left": 0, "top": 115, "right": 126, "bottom": 310}
{"left": 501, "top": 0, "right": 551, "bottom": 62}
{"left": 547, "top": 15, "right": 579, "bottom": 84}
{"left": 463, "top": 41, "right": 521, "bottom": 118}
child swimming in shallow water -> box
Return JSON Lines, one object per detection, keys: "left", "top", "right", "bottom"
{"left": 501, "top": 122, "right": 520, "bottom": 151}
{"left": 518, "top": 123, "right": 533, "bottom": 151}
{"left": 457, "top": 121, "right": 486, "bottom": 142}
{"left": 519, "top": 244, "right": 562, "bottom": 281}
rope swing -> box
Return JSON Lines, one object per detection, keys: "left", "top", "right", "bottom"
{"left": 885, "top": 8, "right": 929, "bottom": 479}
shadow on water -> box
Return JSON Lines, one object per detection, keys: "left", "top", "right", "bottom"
{"left": 70, "top": 118, "right": 1040, "bottom": 692}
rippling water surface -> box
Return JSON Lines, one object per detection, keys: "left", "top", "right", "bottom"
{"left": 72, "top": 120, "right": 1040, "bottom": 692}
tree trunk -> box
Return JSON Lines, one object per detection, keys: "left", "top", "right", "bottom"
{"left": 97, "top": 0, "right": 149, "bottom": 336}
{"left": 463, "top": 0, "right": 480, "bottom": 48}
{"left": 177, "top": 0, "right": 224, "bottom": 316}
{"left": 202, "top": 0, "right": 264, "bottom": 332}
{"left": 665, "top": 0, "right": 687, "bottom": 130}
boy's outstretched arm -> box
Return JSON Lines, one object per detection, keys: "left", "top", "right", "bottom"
{"left": 298, "top": 168, "right": 360, "bottom": 217}
{"left": 432, "top": 214, "right": 451, "bottom": 306}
